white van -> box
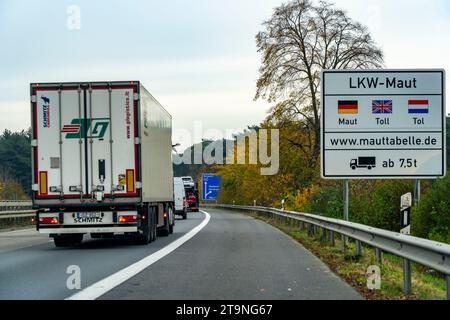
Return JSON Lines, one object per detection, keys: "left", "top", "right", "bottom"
{"left": 173, "top": 177, "right": 188, "bottom": 219}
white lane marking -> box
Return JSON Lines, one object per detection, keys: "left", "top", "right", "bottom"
{"left": 66, "top": 210, "right": 211, "bottom": 300}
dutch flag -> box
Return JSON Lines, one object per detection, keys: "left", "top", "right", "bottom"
{"left": 408, "top": 100, "right": 429, "bottom": 114}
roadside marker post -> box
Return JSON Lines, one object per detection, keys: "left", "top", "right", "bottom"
{"left": 400, "top": 192, "right": 413, "bottom": 294}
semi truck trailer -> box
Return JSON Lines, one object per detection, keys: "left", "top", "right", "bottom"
{"left": 30, "top": 81, "right": 175, "bottom": 247}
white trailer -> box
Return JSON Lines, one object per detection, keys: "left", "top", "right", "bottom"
{"left": 30, "top": 81, "right": 175, "bottom": 247}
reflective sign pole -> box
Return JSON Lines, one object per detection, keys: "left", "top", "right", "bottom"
{"left": 401, "top": 192, "right": 413, "bottom": 295}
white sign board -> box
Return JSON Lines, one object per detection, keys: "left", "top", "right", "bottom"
{"left": 400, "top": 192, "right": 412, "bottom": 208}
{"left": 321, "top": 69, "right": 446, "bottom": 179}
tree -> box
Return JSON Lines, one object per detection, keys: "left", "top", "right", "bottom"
{"left": 412, "top": 173, "right": 450, "bottom": 243}
{"left": 255, "top": 0, "right": 384, "bottom": 164}
{"left": 0, "top": 129, "right": 32, "bottom": 196}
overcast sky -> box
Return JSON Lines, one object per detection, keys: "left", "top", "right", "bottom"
{"left": 0, "top": 0, "right": 449, "bottom": 148}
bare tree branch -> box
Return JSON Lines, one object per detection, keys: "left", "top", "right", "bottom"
{"left": 255, "top": 0, "right": 384, "bottom": 165}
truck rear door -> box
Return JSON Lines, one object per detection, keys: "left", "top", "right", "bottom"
{"left": 32, "top": 82, "right": 140, "bottom": 202}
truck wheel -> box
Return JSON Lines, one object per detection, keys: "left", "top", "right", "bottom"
{"left": 148, "top": 209, "right": 154, "bottom": 242}
{"left": 54, "top": 234, "right": 83, "bottom": 247}
{"left": 159, "top": 217, "right": 170, "bottom": 237}
{"left": 136, "top": 210, "right": 151, "bottom": 245}
{"left": 151, "top": 209, "right": 157, "bottom": 241}
{"left": 168, "top": 206, "right": 174, "bottom": 234}
{"left": 72, "top": 234, "right": 83, "bottom": 245}
{"left": 54, "top": 237, "right": 71, "bottom": 247}
{"left": 136, "top": 227, "right": 151, "bottom": 245}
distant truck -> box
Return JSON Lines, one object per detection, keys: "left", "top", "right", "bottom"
{"left": 31, "top": 81, "right": 175, "bottom": 247}
{"left": 181, "top": 176, "right": 195, "bottom": 188}
{"left": 350, "top": 157, "right": 376, "bottom": 170}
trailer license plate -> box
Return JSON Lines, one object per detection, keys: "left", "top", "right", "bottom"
{"left": 74, "top": 212, "right": 104, "bottom": 223}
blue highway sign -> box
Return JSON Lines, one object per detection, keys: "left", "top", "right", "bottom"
{"left": 202, "top": 174, "right": 221, "bottom": 201}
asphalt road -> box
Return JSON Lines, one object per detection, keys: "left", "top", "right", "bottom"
{"left": 0, "top": 208, "right": 361, "bottom": 300}
{"left": 0, "top": 213, "right": 204, "bottom": 300}
{"left": 102, "top": 208, "right": 360, "bottom": 300}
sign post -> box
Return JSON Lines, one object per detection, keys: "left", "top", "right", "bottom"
{"left": 414, "top": 180, "right": 421, "bottom": 205}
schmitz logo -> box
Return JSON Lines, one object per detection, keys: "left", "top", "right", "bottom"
{"left": 62, "top": 118, "right": 110, "bottom": 139}
{"left": 42, "top": 96, "right": 51, "bottom": 128}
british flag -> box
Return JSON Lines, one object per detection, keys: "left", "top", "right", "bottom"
{"left": 372, "top": 100, "right": 393, "bottom": 114}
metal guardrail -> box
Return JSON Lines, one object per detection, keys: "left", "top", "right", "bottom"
{"left": 0, "top": 210, "right": 35, "bottom": 218}
{"left": 215, "top": 204, "right": 450, "bottom": 300}
{"left": 0, "top": 200, "right": 33, "bottom": 211}
{"left": 0, "top": 200, "right": 35, "bottom": 224}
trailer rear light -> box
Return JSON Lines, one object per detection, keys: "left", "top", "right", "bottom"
{"left": 126, "top": 169, "right": 135, "bottom": 193}
{"left": 163, "top": 212, "right": 168, "bottom": 218}
{"left": 39, "top": 217, "right": 59, "bottom": 224}
{"left": 118, "top": 215, "right": 137, "bottom": 223}
{"left": 39, "top": 171, "right": 48, "bottom": 195}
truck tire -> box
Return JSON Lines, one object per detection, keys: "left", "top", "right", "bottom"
{"left": 54, "top": 234, "right": 83, "bottom": 247}
{"left": 136, "top": 225, "right": 151, "bottom": 245}
{"left": 136, "top": 208, "right": 151, "bottom": 245}
{"left": 159, "top": 216, "right": 170, "bottom": 237}
{"left": 151, "top": 209, "right": 157, "bottom": 241}
{"left": 182, "top": 209, "right": 187, "bottom": 220}
{"left": 168, "top": 206, "right": 174, "bottom": 234}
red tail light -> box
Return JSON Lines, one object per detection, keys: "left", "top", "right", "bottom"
{"left": 39, "top": 217, "right": 59, "bottom": 224}
{"left": 118, "top": 215, "right": 138, "bottom": 223}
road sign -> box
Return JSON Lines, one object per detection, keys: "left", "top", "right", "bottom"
{"left": 201, "top": 174, "right": 221, "bottom": 201}
{"left": 401, "top": 192, "right": 412, "bottom": 208}
{"left": 321, "top": 69, "right": 446, "bottom": 179}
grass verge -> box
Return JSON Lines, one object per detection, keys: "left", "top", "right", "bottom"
{"left": 0, "top": 219, "right": 34, "bottom": 232}
{"left": 244, "top": 210, "right": 447, "bottom": 300}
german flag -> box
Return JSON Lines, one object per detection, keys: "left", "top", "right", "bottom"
{"left": 338, "top": 100, "right": 358, "bottom": 114}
